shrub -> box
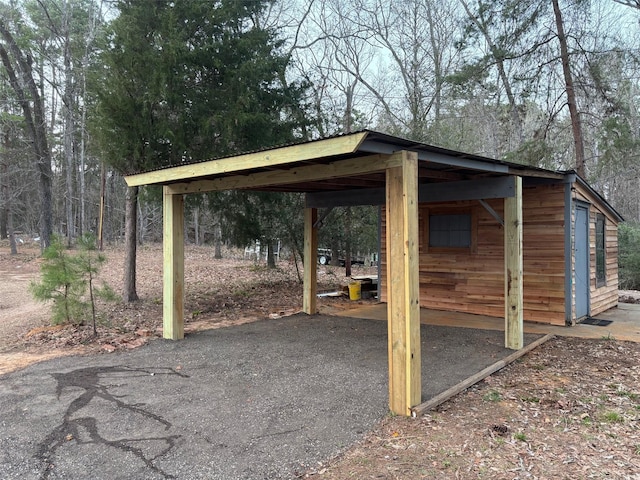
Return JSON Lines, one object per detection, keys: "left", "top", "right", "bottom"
{"left": 618, "top": 223, "right": 640, "bottom": 290}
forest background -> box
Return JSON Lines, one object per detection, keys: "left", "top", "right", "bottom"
{"left": 2, "top": 0, "right": 640, "bottom": 300}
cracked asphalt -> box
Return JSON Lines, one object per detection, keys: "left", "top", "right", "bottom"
{"left": 0, "top": 314, "right": 541, "bottom": 479}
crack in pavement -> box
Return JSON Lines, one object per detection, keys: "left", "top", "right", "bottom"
{"left": 36, "top": 365, "right": 189, "bottom": 479}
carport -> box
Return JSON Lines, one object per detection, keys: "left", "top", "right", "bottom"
{"left": 124, "top": 130, "right": 531, "bottom": 416}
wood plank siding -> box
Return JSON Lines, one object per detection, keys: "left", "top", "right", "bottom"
{"left": 380, "top": 181, "right": 620, "bottom": 326}
{"left": 573, "top": 184, "right": 619, "bottom": 318}
{"left": 381, "top": 183, "right": 567, "bottom": 325}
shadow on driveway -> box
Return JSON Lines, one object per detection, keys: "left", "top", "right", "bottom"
{"left": 0, "top": 314, "right": 541, "bottom": 479}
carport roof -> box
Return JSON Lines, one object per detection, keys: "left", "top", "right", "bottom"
{"left": 123, "top": 129, "right": 622, "bottom": 222}
{"left": 125, "top": 130, "right": 562, "bottom": 189}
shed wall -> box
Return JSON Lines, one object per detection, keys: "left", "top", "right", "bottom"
{"left": 380, "top": 183, "right": 566, "bottom": 325}
{"left": 572, "top": 184, "right": 619, "bottom": 318}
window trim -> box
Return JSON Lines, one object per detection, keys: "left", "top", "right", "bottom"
{"left": 422, "top": 206, "right": 478, "bottom": 254}
{"left": 595, "top": 213, "right": 606, "bottom": 288}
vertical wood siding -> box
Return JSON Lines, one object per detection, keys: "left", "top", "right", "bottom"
{"left": 573, "top": 185, "right": 619, "bottom": 317}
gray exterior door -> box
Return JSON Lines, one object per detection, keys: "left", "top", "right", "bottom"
{"left": 575, "top": 205, "right": 590, "bottom": 319}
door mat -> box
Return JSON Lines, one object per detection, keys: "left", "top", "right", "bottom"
{"left": 580, "top": 317, "right": 613, "bottom": 326}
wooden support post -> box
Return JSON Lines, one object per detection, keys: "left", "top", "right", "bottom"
{"left": 504, "top": 176, "right": 523, "bottom": 350}
{"left": 303, "top": 207, "right": 318, "bottom": 314}
{"left": 386, "top": 151, "right": 421, "bottom": 416}
{"left": 163, "top": 187, "right": 184, "bottom": 340}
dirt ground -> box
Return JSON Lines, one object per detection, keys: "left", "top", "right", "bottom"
{"left": 1, "top": 243, "right": 639, "bottom": 479}
{"left": 0, "top": 243, "right": 349, "bottom": 373}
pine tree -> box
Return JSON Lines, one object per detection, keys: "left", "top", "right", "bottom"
{"left": 91, "top": 0, "right": 308, "bottom": 294}
{"left": 75, "top": 233, "right": 115, "bottom": 335}
{"left": 30, "top": 234, "right": 114, "bottom": 331}
{"left": 30, "top": 236, "right": 87, "bottom": 325}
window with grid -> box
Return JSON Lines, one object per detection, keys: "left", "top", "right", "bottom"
{"left": 596, "top": 214, "right": 606, "bottom": 287}
{"left": 429, "top": 213, "right": 472, "bottom": 248}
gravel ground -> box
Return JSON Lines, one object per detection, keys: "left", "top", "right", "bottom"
{"left": 0, "top": 314, "right": 540, "bottom": 480}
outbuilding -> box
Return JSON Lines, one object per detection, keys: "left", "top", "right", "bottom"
{"left": 124, "top": 130, "right": 623, "bottom": 416}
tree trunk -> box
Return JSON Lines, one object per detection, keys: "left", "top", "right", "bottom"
{"left": 267, "top": 240, "right": 276, "bottom": 269}
{"left": 214, "top": 220, "right": 222, "bottom": 259}
{"left": 1, "top": 126, "right": 8, "bottom": 241}
{"left": 193, "top": 205, "right": 200, "bottom": 246}
{"left": 63, "top": 0, "right": 75, "bottom": 247}
{"left": 97, "top": 162, "right": 106, "bottom": 250}
{"left": 7, "top": 207, "right": 17, "bottom": 255}
{"left": 0, "top": 206, "right": 6, "bottom": 240}
{"left": 79, "top": 118, "right": 87, "bottom": 237}
{"left": 330, "top": 240, "right": 340, "bottom": 267}
{"left": 552, "top": 0, "right": 586, "bottom": 178}
{"left": 137, "top": 202, "right": 145, "bottom": 246}
{"left": 78, "top": 0, "right": 99, "bottom": 237}
{"left": 343, "top": 82, "right": 355, "bottom": 133}
{"left": 345, "top": 206, "right": 352, "bottom": 277}
{"left": 0, "top": 113, "right": 14, "bottom": 253}
{"left": 37, "top": 148, "right": 53, "bottom": 253}
{"left": 0, "top": 134, "right": 15, "bottom": 254}
{"left": 63, "top": 110, "right": 74, "bottom": 245}
{"left": 426, "top": 2, "right": 443, "bottom": 135}
{"left": 123, "top": 185, "right": 139, "bottom": 302}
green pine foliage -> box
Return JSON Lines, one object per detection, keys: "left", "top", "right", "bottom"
{"left": 618, "top": 223, "right": 640, "bottom": 290}
{"left": 30, "top": 234, "right": 114, "bottom": 333}
{"left": 92, "top": 0, "right": 308, "bottom": 175}
{"left": 76, "top": 233, "right": 117, "bottom": 335}
{"left": 90, "top": 0, "right": 310, "bottom": 269}
{"left": 30, "top": 236, "right": 86, "bottom": 326}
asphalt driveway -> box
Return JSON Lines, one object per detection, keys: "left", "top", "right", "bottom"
{"left": 0, "top": 314, "right": 541, "bottom": 479}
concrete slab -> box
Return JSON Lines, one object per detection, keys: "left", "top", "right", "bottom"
{"left": 0, "top": 314, "right": 542, "bottom": 480}
{"left": 325, "top": 302, "right": 640, "bottom": 343}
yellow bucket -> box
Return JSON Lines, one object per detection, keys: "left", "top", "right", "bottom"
{"left": 348, "top": 282, "right": 361, "bottom": 301}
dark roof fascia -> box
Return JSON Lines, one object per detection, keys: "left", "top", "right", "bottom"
{"left": 358, "top": 137, "right": 509, "bottom": 173}
{"left": 358, "top": 130, "right": 564, "bottom": 179}
{"left": 359, "top": 131, "right": 510, "bottom": 173}
{"left": 564, "top": 170, "right": 624, "bottom": 223}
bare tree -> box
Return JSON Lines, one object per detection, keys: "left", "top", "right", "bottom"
{"left": 552, "top": 0, "right": 586, "bottom": 178}
{"left": 61, "top": 0, "right": 76, "bottom": 246}
{"left": 346, "top": 0, "right": 462, "bottom": 140}
{"left": 289, "top": 0, "right": 462, "bottom": 140}
{"left": 0, "top": 18, "right": 53, "bottom": 251}
{"left": 0, "top": 121, "right": 17, "bottom": 253}
{"left": 457, "top": 0, "right": 544, "bottom": 147}
{"left": 614, "top": 0, "right": 640, "bottom": 9}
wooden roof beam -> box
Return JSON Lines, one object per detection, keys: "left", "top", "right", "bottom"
{"left": 165, "top": 153, "right": 402, "bottom": 195}
{"left": 125, "top": 131, "right": 368, "bottom": 187}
